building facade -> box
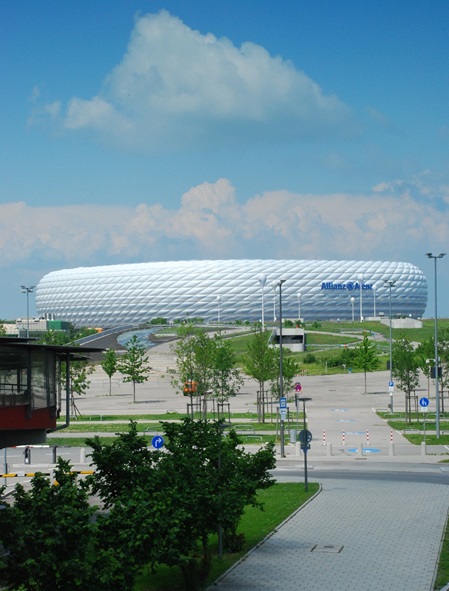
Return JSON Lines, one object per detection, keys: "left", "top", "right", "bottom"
{"left": 35, "top": 259, "right": 428, "bottom": 328}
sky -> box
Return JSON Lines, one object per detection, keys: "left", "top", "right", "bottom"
{"left": 2, "top": 0, "right": 449, "bottom": 319}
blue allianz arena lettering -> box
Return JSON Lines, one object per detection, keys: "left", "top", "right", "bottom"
{"left": 321, "top": 282, "right": 373, "bottom": 291}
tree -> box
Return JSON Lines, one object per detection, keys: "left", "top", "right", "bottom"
{"left": 170, "top": 330, "right": 215, "bottom": 418}
{"left": 86, "top": 420, "right": 276, "bottom": 591}
{"left": 243, "top": 328, "right": 277, "bottom": 422}
{"left": 101, "top": 348, "right": 118, "bottom": 396}
{"left": 392, "top": 337, "right": 420, "bottom": 423}
{"left": 353, "top": 334, "right": 380, "bottom": 393}
{"left": 210, "top": 333, "right": 243, "bottom": 404}
{"left": 69, "top": 359, "right": 94, "bottom": 417}
{"left": 269, "top": 354, "right": 301, "bottom": 399}
{"left": 0, "top": 459, "right": 97, "bottom": 591}
{"left": 118, "top": 335, "right": 151, "bottom": 403}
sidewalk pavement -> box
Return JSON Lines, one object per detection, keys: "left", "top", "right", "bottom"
{"left": 208, "top": 478, "right": 449, "bottom": 591}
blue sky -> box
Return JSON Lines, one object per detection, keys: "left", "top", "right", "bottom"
{"left": 2, "top": 1, "right": 449, "bottom": 319}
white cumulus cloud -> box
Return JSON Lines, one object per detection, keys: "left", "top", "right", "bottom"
{"left": 54, "top": 10, "right": 356, "bottom": 150}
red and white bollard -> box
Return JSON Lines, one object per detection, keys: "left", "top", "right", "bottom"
{"left": 342, "top": 431, "right": 346, "bottom": 446}
{"left": 322, "top": 430, "right": 326, "bottom": 446}
{"left": 366, "top": 430, "right": 370, "bottom": 445}
{"left": 390, "top": 430, "right": 394, "bottom": 443}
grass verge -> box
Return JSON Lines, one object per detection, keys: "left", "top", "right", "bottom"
{"left": 134, "top": 481, "right": 319, "bottom": 591}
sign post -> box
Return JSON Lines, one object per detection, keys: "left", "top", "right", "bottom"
{"left": 419, "top": 397, "right": 429, "bottom": 443}
{"left": 297, "top": 397, "right": 312, "bottom": 491}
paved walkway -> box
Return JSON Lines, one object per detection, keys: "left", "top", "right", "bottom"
{"left": 208, "top": 478, "right": 449, "bottom": 591}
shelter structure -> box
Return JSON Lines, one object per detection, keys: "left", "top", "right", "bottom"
{"left": 0, "top": 338, "right": 102, "bottom": 448}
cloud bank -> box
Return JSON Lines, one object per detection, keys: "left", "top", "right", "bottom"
{"left": 2, "top": 178, "right": 446, "bottom": 274}
{"left": 45, "top": 10, "right": 356, "bottom": 150}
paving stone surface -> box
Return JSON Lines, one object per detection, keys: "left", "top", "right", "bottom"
{"left": 208, "top": 479, "right": 449, "bottom": 591}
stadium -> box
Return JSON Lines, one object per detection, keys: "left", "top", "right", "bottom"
{"left": 35, "top": 259, "right": 427, "bottom": 328}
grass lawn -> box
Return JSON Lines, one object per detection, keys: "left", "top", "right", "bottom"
{"left": 134, "top": 481, "right": 319, "bottom": 591}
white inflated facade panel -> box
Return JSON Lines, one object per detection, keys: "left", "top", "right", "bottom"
{"left": 35, "top": 259, "right": 428, "bottom": 328}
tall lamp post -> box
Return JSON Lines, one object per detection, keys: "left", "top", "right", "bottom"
{"left": 358, "top": 273, "right": 364, "bottom": 321}
{"left": 278, "top": 279, "right": 286, "bottom": 457}
{"left": 426, "top": 252, "right": 446, "bottom": 439}
{"left": 372, "top": 284, "right": 377, "bottom": 318}
{"left": 217, "top": 295, "right": 221, "bottom": 323}
{"left": 350, "top": 296, "right": 355, "bottom": 322}
{"left": 384, "top": 279, "right": 396, "bottom": 412}
{"left": 271, "top": 281, "right": 277, "bottom": 322}
{"left": 257, "top": 273, "right": 267, "bottom": 331}
{"left": 297, "top": 291, "right": 302, "bottom": 322}
{"left": 20, "top": 285, "right": 35, "bottom": 338}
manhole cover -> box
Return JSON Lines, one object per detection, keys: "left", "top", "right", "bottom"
{"left": 311, "top": 544, "right": 344, "bottom": 554}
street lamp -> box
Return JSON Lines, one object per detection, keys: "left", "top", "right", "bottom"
{"left": 372, "top": 284, "right": 377, "bottom": 318}
{"left": 217, "top": 295, "right": 221, "bottom": 323}
{"left": 426, "top": 252, "right": 446, "bottom": 439}
{"left": 297, "top": 291, "right": 302, "bottom": 321}
{"left": 257, "top": 273, "right": 267, "bottom": 331}
{"left": 278, "top": 279, "right": 286, "bottom": 457}
{"left": 384, "top": 279, "right": 396, "bottom": 412}
{"left": 358, "top": 273, "right": 364, "bottom": 321}
{"left": 20, "top": 285, "right": 35, "bottom": 338}
{"left": 271, "top": 281, "right": 277, "bottom": 322}
{"left": 350, "top": 296, "right": 355, "bottom": 322}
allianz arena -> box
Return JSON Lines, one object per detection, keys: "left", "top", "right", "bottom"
{"left": 35, "top": 259, "right": 428, "bottom": 328}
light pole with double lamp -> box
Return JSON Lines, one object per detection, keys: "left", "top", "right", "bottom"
{"left": 257, "top": 273, "right": 267, "bottom": 331}
{"left": 21, "top": 285, "right": 35, "bottom": 338}
{"left": 278, "top": 279, "right": 286, "bottom": 457}
{"left": 384, "top": 279, "right": 396, "bottom": 412}
{"left": 426, "top": 252, "right": 446, "bottom": 439}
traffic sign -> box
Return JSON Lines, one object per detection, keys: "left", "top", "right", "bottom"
{"left": 280, "top": 409, "right": 287, "bottom": 421}
{"left": 298, "top": 429, "right": 312, "bottom": 444}
{"left": 419, "top": 397, "right": 429, "bottom": 408}
{"left": 295, "top": 382, "right": 302, "bottom": 392}
{"left": 388, "top": 381, "right": 394, "bottom": 388}
{"left": 152, "top": 435, "right": 165, "bottom": 449}
{"left": 279, "top": 397, "right": 287, "bottom": 409}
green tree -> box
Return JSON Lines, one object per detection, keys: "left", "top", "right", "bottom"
{"left": 269, "top": 354, "right": 301, "bottom": 399}
{"left": 353, "top": 334, "right": 380, "bottom": 393}
{"left": 118, "top": 335, "right": 151, "bottom": 403}
{"left": 101, "top": 348, "right": 118, "bottom": 396}
{"left": 392, "top": 337, "right": 420, "bottom": 423}
{"left": 243, "top": 328, "right": 277, "bottom": 422}
{"left": 69, "top": 359, "right": 94, "bottom": 416}
{"left": 170, "top": 330, "right": 215, "bottom": 418}
{"left": 0, "top": 459, "right": 97, "bottom": 591}
{"left": 210, "top": 334, "right": 243, "bottom": 403}
{"left": 86, "top": 420, "right": 275, "bottom": 591}
{"left": 159, "top": 419, "right": 275, "bottom": 588}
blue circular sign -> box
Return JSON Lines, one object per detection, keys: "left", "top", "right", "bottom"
{"left": 152, "top": 435, "right": 165, "bottom": 449}
{"left": 419, "top": 397, "right": 429, "bottom": 408}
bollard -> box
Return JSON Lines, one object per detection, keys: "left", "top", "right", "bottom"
{"left": 421, "top": 441, "right": 427, "bottom": 456}
{"left": 366, "top": 430, "right": 370, "bottom": 445}
{"left": 322, "top": 430, "right": 326, "bottom": 446}
{"left": 295, "top": 441, "right": 301, "bottom": 456}
{"left": 80, "top": 447, "right": 86, "bottom": 464}
{"left": 52, "top": 445, "right": 58, "bottom": 464}
{"left": 326, "top": 442, "right": 333, "bottom": 457}
{"left": 342, "top": 431, "right": 346, "bottom": 446}
{"left": 24, "top": 446, "right": 31, "bottom": 465}
{"left": 389, "top": 442, "right": 395, "bottom": 456}
{"left": 358, "top": 442, "right": 364, "bottom": 457}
